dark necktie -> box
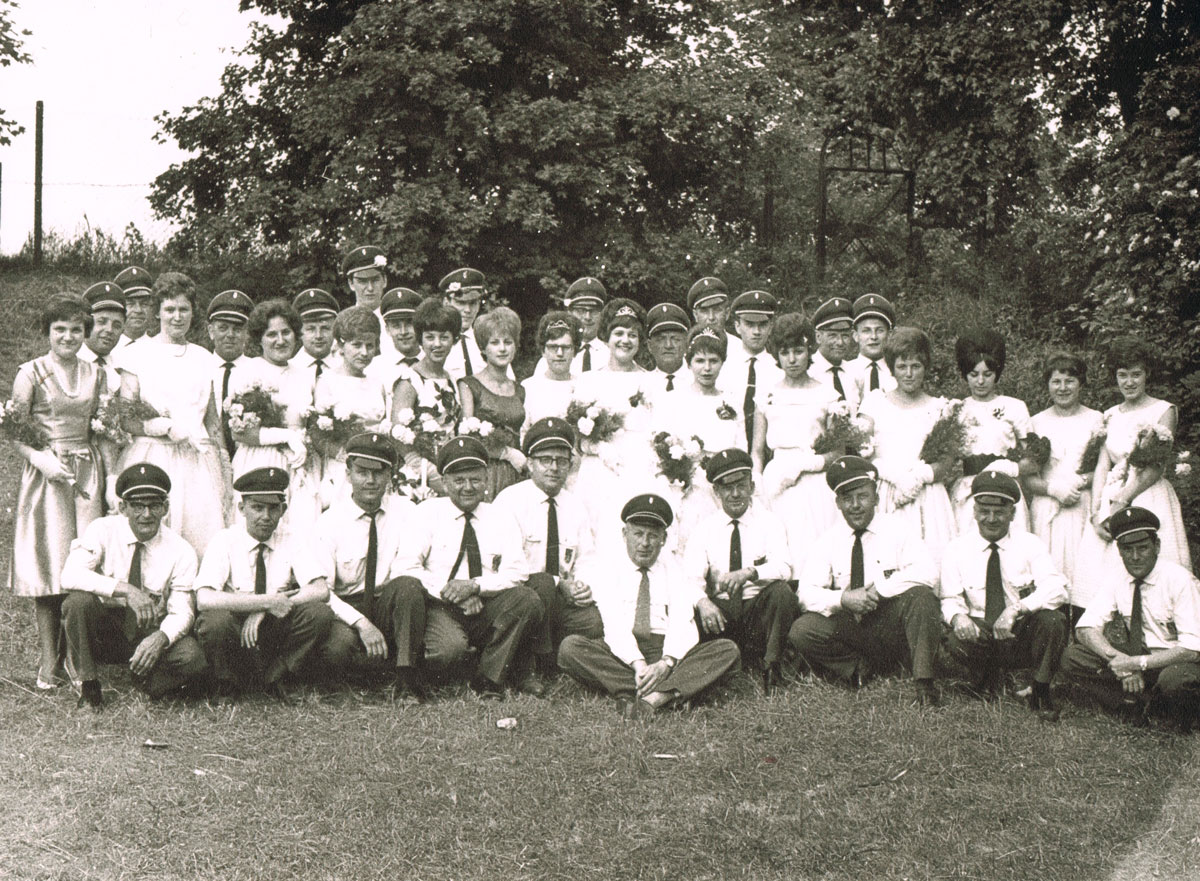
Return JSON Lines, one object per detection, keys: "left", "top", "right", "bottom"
{"left": 545, "top": 496, "right": 560, "bottom": 576}
{"left": 124, "top": 541, "right": 146, "bottom": 640}
{"left": 221, "top": 361, "right": 236, "bottom": 456}
{"left": 582, "top": 343, "right": 592, "bottom": 372}
{"left": 314, "top": 357, "right": 325, "bottom": 383}
{"left": 984, "top": 542, "right": 1004, "bottom": 625}
{"left": 728, "top": 519, "right": 744, "bottom": 617}
{"left": 743, "top": 357, "right": 757, "bottom": 451}
{"left": 452, "top": 512, "right": 483, "bottom": 579}
{"left": 868, "top": 360, "right": 880, "bottom": 391}
{"left": 665, "top": 373, "right": 674, "bottom": 392}
{"left": 1128, "top": 578, "right": 1147, "bottom": 655}
{"left": 461, "top": 338, "right": 473, "bottom": 376}
{"left": 96, "top": 355, "right": 106, "bottom": 369}
{"left": 850, "top": 529, "right": 865, "bottom": 590}
{"left": 831, "top": 365, "right": 846, "bottom": 401}
{"left": 633, "top": 566, "right": 652, "bottom": 640}
{"left": 255, "top": 543, "right": 267, "bottom": 595}
{"left": 363, "top": 510, "right": 379, "bottom": 619}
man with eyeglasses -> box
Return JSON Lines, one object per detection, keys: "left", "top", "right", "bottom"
{"left": 809, "top": 297, "right": 864, "bottom": 406}
{"left": 531, "top": 277, "right": 611, "bottom": 377}
{"left": 494, "top": 419, "right": 603, "bottom": 687}
{"left": 394, "top": 436, "right": 543, "bottom": 699}
{"left": 60, "top": 463, "right": 208, "bottom": 710}
{"left": 683, "top": 449, "right": 797, "bottom": 693}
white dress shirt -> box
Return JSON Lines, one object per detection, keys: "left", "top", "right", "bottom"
{"left": 531, "top": 338, "right": 610, "bottom": 378}
{"left": 289, "top": 348, "right": 344, "bottom": 404}
{"left": 493, "top": 480, "right": 595, "bottom": 580}
{"left": 444, "top": 334, "right": 484, "bottom": 383}
{"left": 314, "top": 494, "right": 417, "bottom": 625}
{"left": 196, "top": 525, "right": 325, "bottom": 595}
{"left": 61, "top": 516, "right": 198, "bottom": 645}
{"left": 940, "top": 528, "right": 1068, "bottom": 624}
{"left": 809, "top": 351, "right": 864, "bottom": 408}
{"left": 796, "top": 512, "right": 936, "bottom": 616}
{"left": 394, "top": 497, "right": 528, "bottom": 598}
{"left": 683, "top": 502, "right": 792, "bottom": 602}
{"left": 1077, "top": 559, "right": 1200, "bottom": 652}
{"left": 579, "top": 547, "right": 699, "bottom": 666}
{"left": 717, "top": 345, "right": 785, "bottom": 409}
{"left": 366, "top": 353, "right": 419, "bottom": 415}
{"left": 844, "top": 353, "right": 896, "bottom": 402}
{"left": 78, "top": 344, "right": 121, "bottom": 393}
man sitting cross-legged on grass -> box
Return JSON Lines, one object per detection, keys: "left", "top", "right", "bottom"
{"left": 60, "top": 462, "right": 208, "bottom": 710}
{"left": 194, "top": 467, "right": 334, "bottom": 699}
{"left": 315, "top": 432, "right": 429, "bottom": 702}
{"left": 393, "top": 436, "right": 544, "bottom": 700}
{"left": 559, "top": 493, "right": 742, "bottom": 720}
{"left": 683, "top": 448, "right": 798, "bottom": 694}
{"left": 940, "top": 470, "right": 1068, "bottom": 720}
{"left": 789, "top": 455, "right": 942, "bottom": 706}
{"left": 1061, "top": 506, "right": 1200, "bottom": 729}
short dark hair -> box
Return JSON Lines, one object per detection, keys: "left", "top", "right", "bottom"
{"left": 685, "top": 326, "right": 727, "bottom": 363}
{"left": 413, "top": 297, "right": 462, "bottom": 340}
{"left": 536, "top": 310, "right": 582, "bottom": 350}
{"left": 334, "top": 305, "right": 381, "bottom": 343}
{"left": 954, "top": 328, "right": 1006, "bottom": 379}
{"left": 1105, "top": 336, "right": 1157, "bottom": 383}
{"left": 767, "top": 312, "right": 816, "bottom": 362}
{"left": 152, "top": 271, "right": 197, "bottom": 309}
{"left": 601, "top": 298, "right": 645, "bottom": 341}
{"left": 1041, "top": 351, "right": 1087, "bottom": 385}
{"left": 246, "top": 298, "right": 301, "bottom": 351}
{"left": 883, "top": 326, "right": 931, "bottom": 372}
{"left": 41, "top": 295, "right": 93, "bottom": 336}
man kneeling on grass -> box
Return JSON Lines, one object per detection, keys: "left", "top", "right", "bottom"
{"left": 559, "top": 493, "right": 741, "bottom": 720}
{"left": 61, "top": 463, "right": 208, "bottom": 710}
{"left": 1061, "top": 506, "right": 1200, "bottom": 729}
{"left": 194, "top": 467, "right": 334, "bottom": 699}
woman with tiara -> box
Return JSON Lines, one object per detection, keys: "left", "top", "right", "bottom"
{"left": 521, "top": 311, "right": 580, "bottom": 434}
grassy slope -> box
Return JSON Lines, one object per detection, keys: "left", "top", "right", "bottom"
{"left": 0, "top": 267, "right": 1197, "bottom": 881}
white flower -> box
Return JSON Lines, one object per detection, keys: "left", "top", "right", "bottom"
{"left": 682, "top": 438, "right": 702, "bottom": 458}
{"left": 1176, "top": 462, "right": 1192, "bottom": 476}
{"left": 228, "top": 403, "right": 244, "bottom": 418}
{"left": 90, "top": 418, "right": 103, "bottom": 432}
{"left": 447, "top": 281, "right": 462, "bottom": 293}
{"left": 333, "top": 404, "right": 353, "bottom": 421}
{"left": 857, "top": 440, "right": 876, "bottom": 458}
{"left": 374, "top": 254, "right": 388, "bottom": 268}
{"left": 577, "top": 417, "right": 595, "bottom": 436}
{"left": 316, "top": 416, "right": 334, "bottom": 431}
{"left": 1178, "top": 450, "right": 1191, "bottom": 460}
{"left": 420, "top": 417, "right": 440, "bottom": 433}
{"left": 585, "top": 405, "right": 600, "bottom": 419}
{"left": 668, "top": 443, "right": 686, "bottom": 460}
{"left": 477, "top": 420, "right": 494, "bottom": 437}
{"left": 1167, "top": 106, "right": 1181, "bottom": 120}
{"left": 395, "top": 408, "right": 415, "bottom": 425}
{"left": 390, "top": 424, "right": 415, "bottom": 444}
{"left": 460, "top": 417, "right": 481, "bottom": 434}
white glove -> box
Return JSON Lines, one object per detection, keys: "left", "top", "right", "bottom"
{"left": 28, "top": 449, "right": 71, "bottom": 481}
{"left": 1047, "top": 473, "right": 1085, "bottom": 505}
{"left": 105, "top": 475, "right": 120, "bottom": 511}
{"left": 258, "top": 429, "right": 309, "bottom": 468}
{"left": 142, "top": 417, "right": 173, "bottom": 438}
{"left": 166, "top": 420, "right": 190, "bottom": 443}
{"left": 986, "top": 458, "right": 1020, "bottom": 478}
{"left": 912, "top": 463, "right": 935, "bottom": 486}
{"left": 872, "top": 457, "right": 909, "bottom": 487}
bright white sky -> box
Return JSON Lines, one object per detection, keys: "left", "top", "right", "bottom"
{"left": 0, "top": 1, "right": 272, "bottom": 254}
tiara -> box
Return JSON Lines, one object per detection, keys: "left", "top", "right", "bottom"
{"left": 615, "top": 306, "right": 637, "bottom": 318}
{"left": 546, "top": 319, "right": 571, "bottom": 333}
{"left": 696, "top": 328, "right": 720, "bottom": 340}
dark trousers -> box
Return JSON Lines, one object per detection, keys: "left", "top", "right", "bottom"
{"left": 319, "top": 578, "right": 427, "bottom": 672}
{"left": 944, "top": 608, "right": 1067, "bottom": 685}
{"left": 61, "top": 591, "right": 208, "bottom": 696}
{"left": 701, "top": 580, "right": 798, "bottom": 667}
{"left": 558, "top": 633, "right": 741, "bottom": 702}
{"left": 788, "top": 585, "right": 941, "bottom": 681}
{"left": 195, "top": 601, "right": 334, "bottom": 688}
{"left": 1061, "top": 638, "right": 1200, "bottom": 718}
{"left": 418, "top": 579, "right": 544, "bottom": 686}
{"left": 527, "top": 572, "right": 604, "bottom": 661}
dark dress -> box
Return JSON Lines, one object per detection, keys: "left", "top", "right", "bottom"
{"left": 462, "top": 376, "right": 526, "bottom": 501}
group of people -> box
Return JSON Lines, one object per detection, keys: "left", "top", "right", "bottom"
{"left": 6, "top": 246, "right": 1198, "bottom": 726}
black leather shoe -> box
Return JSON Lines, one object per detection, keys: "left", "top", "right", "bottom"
{"left": 469, "top": 675, "right": 504, "bottom": 701}
{"left": 393, "top": 669, "right": 429, "bottom": 704}
{"left": 517, "top": 671, "right": 547, "bottom": 698}
{"left": 914, "top": 679, "right": 940, "bottom": 708}
{"left": 614, "top": 694, "right": 638, "bottom": 721}
{"left": 1029, "top": 685, "right": 1060, "bottom": 722}
{"left": 78, "top": 679, "right": 103, "bottom": 711}
{"left": 762, "top": 665, "right": 784, "bottom": 695}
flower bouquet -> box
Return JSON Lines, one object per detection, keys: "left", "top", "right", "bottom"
{"left": 390, "top": 407, "right": 452, "bottom": 465}
{"left": 112, "top": 396, "right": 164, "bottom": 434}
{"left": 224, "top": 383, "right": 285, "bottom": 436}
{"left": 715, "top": 401, "right": 737, "bottom": 421}
{"left": 1, "top": 398, "right": 49, "bottom": 449}
{"left": 813, "top": 400, "right": 874, "bottom": 458}
{"left": 565, "top": 399, "right": 625, "bottom": 454}
{"left": 919, "top": 400, "right": 967, "bottom": 466}
{"left": 90, "top": 392, "right": 131, "bottom": 446}
{"left": 458, "top": 416, "right": 521, "bottom": 460}
{"left": 302, "top": 404, "right": 367, "bottom": 460}
{"left": 1077, "top": 429, "right": 1107, "bottom": 475}
{"left": 652, "top": 432, "right": 705, "bottom": 491}
{"left": 1128, "top": 423, "right": 1174, "bottom": 471}
{"left": 1014, "top": 432, "right": 1052, "bottom": 468}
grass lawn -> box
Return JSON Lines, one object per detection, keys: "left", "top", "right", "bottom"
{"left": 1, "top": 267, "right": 1198, "bottom": 880}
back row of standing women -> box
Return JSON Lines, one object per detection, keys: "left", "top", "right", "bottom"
{"left": 7, "top": 246, "right": 1192, "bottom": 688}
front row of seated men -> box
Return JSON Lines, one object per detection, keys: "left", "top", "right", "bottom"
{"left": 59, "top": 419, "right": 1200, "bottom": 727}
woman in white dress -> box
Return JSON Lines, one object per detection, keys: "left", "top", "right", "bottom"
{"left": 521, "top": 311, "right": 579, "bottom": 435}
{"left": 751, "top": 313, "right": 841, "bottom": 551}
{"left": 117, "top": 272, "right": 230, "bottom": 552}
{"left": 858, "top": 327, "right": 957, "bottom": 569}
{"left": 1023, "top": 352, "right": 1103, "bottom": 617}
{"left": 227, "top": 299, "right": 319, "bottom": 537}
{"left": 1075, "top": 337, "right": 1192, "bottom": 609}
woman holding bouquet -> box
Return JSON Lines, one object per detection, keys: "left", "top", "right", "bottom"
{"left": 857, "top": 327, "right": 956, "bottom": 567}
{"left": 227, "top": 298, "right": 319, "bottom": 536}
{"left": 1024, "top": 353, "right": 1104, "bottom": 603}
{"left": 1075, "top": 338, "right": 1191, "bottom": 608}
{"left": 948, "top": 329, "right": 1036, "bottom": 534}
{"left": 117, "top": 272, "right": 229, "bottom": 552}
{"left": 458, "top": 306, "right": 526, "bottom": 500}
{"left": 521, "top": 311, "right": 580, "bottom": 434}
{"left": 9, "top": 296, "right": 110, "bottom": 688}
{"left": 751, "top": 313, "right": 841, "bottom": 548}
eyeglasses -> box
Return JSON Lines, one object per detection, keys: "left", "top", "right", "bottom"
{"left": 531, "top": 455, "right": 572, "bottom": 469}
{"left": 125, "top": 499, "right": 167, "bottom": 514}
{"left": 543, "top": 344, "right": 575, "bottom": 355}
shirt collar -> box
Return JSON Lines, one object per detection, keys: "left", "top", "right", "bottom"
{"left": 119, "top": 517, "right": 160, "bottom": 548}
{"left": 240, "top": 525, "right": 276, "bottom": 552}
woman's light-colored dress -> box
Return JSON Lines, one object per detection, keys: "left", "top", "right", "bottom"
{"left": 949, "top": 395, "right": 1032, "bottom": 534}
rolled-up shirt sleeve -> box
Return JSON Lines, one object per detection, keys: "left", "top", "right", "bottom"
{"left": 60, "top": 524, "right": 120, "bottom": 597}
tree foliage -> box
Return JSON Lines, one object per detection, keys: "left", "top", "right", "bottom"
{"left": 0, "top": 0, "right": 31, "bottom": 146}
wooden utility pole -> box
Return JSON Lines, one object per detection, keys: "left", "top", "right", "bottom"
{"left": 34, "top": 100, "right": 43, "bottom": 265}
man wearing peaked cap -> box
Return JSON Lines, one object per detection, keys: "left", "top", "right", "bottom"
{"left": 687, "top": 277, "right": 734, "bottom": 337}
{"left": 207, "top": 290, "right": 255, "bottom": 459}
{"left": 722, "top": 290, "right": 784, "bottom": 452}
{"left": 810, "top": 297, "right": 863, "bottom": 405}
{"left": 559, "top": 493, "right": 741, "bottom": 719}
{"left": 343, "top": 245, "right": 401, "bottom": 361}
{"left": 60, "top": 463, "right": 208, "bottom": 709}
{"left": 789, "top": 456, "right": 942, "bottom": 706}
{"left": 78, "top": 282, "right": 126, "bottom": 392}
{"left": 682, "top": 448, "right": 797, "bottom": 693}
{"left": 644, "top": 302, "right": 691, "bottom": 394}
{"left": 440, "top": 267, "right": 488, "bottom": 381}
{"left": 368, "top": 287, "right": 425, "bottom": 412}
{"left": 113, "top": 265, "right": 155, "bottom": 348}
{"left": 1062, "top": 506, "right": 1200, "bottom": 728}
{"left": 846, "top": 293, "right": 898, "bottom": 400}
{"left": 531, "top": 276, "right": 610, "bottom": 377}
{"left": 194, "top": 467, "right": 335, "bottom": 699}
{"left": 290, "top": 288, "right": 343, "bottom": 398}
{"left": 392, "top": 435, "right": 543, "bottom": 699}
{"left": 940, "top": 469, "right": 1069, "bottom": 720}
{"left": 494, "top": 418, "right": 602, "bottom": 687}
{"left": 313, "top": 433, "right": 429, "bottom": 701}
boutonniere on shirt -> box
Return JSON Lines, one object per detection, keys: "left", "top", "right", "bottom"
{"left": 992, "top": 406, "right": 1005, "bottom": 421}
{"left": 628, "top": 390, "right": 646, "bottom": 409}
{"left": 491, "top": 554, "right": 502, "bottom": 572}
{"left": 716, "top": 401, "right": 736, "bottom": 420}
